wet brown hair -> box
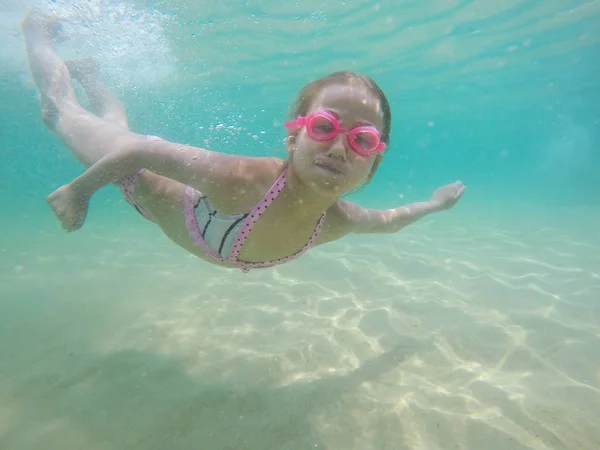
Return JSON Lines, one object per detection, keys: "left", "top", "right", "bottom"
{"left": 288, "top": 71, "right": 392, "bottom": 192}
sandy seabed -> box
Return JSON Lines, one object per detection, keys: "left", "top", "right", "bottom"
{"left": 1, "top": 204, "right": 599, "bottom": 450}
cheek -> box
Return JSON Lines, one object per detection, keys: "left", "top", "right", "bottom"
{"left": 296, "top": 134, "right": 326, "bottom": 156}
{"left": 349, "top": 153, "right": 376, "bottom": 173}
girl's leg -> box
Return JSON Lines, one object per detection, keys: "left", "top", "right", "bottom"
{"left": 24, "top": 11, "right": 184, "bottom": 235}
{"left": 65, "top": 58, "right": 129, "bottom": 129}
{"left": 22, "top": 11, "right": 142, "bottom": 168}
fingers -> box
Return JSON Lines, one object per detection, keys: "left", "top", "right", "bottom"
{"left": 63, "top": 216, "right": 83, "bottom": 232}
{"left": 70, "top": 214, "right": 86, "bottom": 231}
{"left": 62, "top": 209, "right": 86, "bottom": 232}
{"left": 450, "top": 181, "right": 466, "bottom": 197}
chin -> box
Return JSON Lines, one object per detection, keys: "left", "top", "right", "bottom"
{"left": 313, "top": 181, "right": 344, "bottom": 196}
{"left": 307, "top": 171, "right": 351, "bottom": 196}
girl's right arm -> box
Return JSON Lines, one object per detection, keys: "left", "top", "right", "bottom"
{"left": 71, "top": 138, "right": 265, "bottom": 199}
{"left": 47, "top": 137, "right": 274, "bottom": 231}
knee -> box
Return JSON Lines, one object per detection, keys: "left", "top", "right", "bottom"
{"left": 41, "top": 95, "right": 60, "bottom": 131}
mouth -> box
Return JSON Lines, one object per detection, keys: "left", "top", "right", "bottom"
{"left": 315, "top": 160, "right": 342, "bottom": 175}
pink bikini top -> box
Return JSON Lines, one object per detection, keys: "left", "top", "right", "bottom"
{"left": 183, "top": 168, "right": 326, "bottom": 273}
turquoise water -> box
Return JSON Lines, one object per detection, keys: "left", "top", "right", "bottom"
{"left": 1, "top": 1, "right": 600, "bottom": 449}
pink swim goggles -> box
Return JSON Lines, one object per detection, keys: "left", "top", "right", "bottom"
{"left": 284, "top": 110, "right": 386, "bottom": 156}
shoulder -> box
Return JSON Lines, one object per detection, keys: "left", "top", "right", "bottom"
{"left": 230, "top": 156, "right": 286, "bottom": 185}
{"left": 221, "top": 156, "right": 286, "bottom": 197}
{"left": 315, "top": 200, "right": 358, "bottom": 245}
{"left": 204, "top": 156, "right": 287, "bottom": 212}
{"left": 327, "top": 200, "right": 367, "bottom": 225}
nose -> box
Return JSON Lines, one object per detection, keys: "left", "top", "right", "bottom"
{"left": 326, "top": 133, "right": 348, "bottom": 160}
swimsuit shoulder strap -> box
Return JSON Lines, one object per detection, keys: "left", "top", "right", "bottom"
{"left": 227, "top": 167, "right": 288, "bottom": 262}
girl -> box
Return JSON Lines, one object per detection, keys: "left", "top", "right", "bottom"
{"left": 23, "top": 11, "right": 466, "bottom": 274}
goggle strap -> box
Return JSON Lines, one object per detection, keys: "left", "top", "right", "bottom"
{"left": 284, "top": 116, "right": 306, "bottom": 130}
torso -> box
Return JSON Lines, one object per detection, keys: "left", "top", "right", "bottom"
{"left": 130, "top": 159, "right": 351, "bottom": 268}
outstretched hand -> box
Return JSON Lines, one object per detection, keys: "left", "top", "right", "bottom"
{"left": 430, "top": 181, "right": 466, "bottom": 211}
{"left": 46, "top": 183, "right": 89, "bottom": 231}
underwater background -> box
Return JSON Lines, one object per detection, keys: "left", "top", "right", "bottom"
{"left": 1, "top": 1, "right": 599, "bottom": 449}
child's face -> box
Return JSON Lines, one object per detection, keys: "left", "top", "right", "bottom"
{"left": 288, "top": 83, "right": 385, "bottom": 196}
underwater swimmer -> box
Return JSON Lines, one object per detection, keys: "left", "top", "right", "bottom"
{"left": 22, "top": 11, "right": 466, "bottom": 273}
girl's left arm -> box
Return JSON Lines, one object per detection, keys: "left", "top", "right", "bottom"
{"left": 337, "top": 181, "right": 466, "bottom": 234}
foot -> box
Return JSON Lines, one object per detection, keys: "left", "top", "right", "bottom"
{"left": 22, "top": 10, "right": 62, "bottom": 41}
{"left": 46, "top": 183, "right": 90, "bottom": 232}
